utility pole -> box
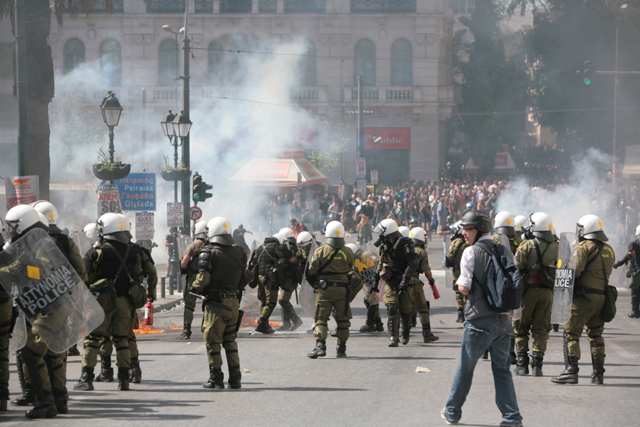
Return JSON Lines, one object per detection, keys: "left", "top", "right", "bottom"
{"left": 15, "top": 0, "right": 28, "bottom": 176}
{"left": 358, "top": 75, "right": 364, "bottom": 157}
{"left": 180, "top": 2, "right": 191, "bottom": 235}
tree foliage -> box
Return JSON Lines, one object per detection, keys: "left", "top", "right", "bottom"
{"left": 308, "top": 121, "right": 347, "bottom": 176}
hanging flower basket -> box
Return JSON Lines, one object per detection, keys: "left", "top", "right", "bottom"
{"left": 92, "top": 163, "right": 131, "bottom": 181}
{"left": 160, "top": 168, "right": 192, "bottom": 182}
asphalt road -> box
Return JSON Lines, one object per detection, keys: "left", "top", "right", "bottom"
{"left": 2, "top": 235, "right": 639, "bottom": 426}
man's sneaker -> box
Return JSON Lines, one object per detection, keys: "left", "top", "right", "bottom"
{"left": 440, "top": 408, "right": 458, "bottom": 425}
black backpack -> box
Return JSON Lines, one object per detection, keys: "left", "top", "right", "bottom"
{"left": 474, "top": 241, "right": 523, "bottom": 311}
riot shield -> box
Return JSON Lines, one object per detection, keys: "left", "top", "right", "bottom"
{"left": 0, "top": 228, "right": 105, "bottom": 353}
{"left": 551, "top": 232, "right": 577, "bottom": 324}
{"left": 69, "top": 231, "right": 93, "bottom": 258}
{"left": 177, "top": 235, "right": 192, "bottom": 259}
{"left": 358, "top": 242, "right": 382, "bottom": 305}
{"left": 299, "top": 241, "right": 318, "bottom": 316}
{"left": 9, "top": 307, "right": 27, "bottom": 353}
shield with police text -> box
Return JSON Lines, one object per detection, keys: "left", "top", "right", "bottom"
{"left": 0, "top": 228, "right": 105, "bottom": 353}
{"left": 551, "top": 232, "right": 577, "bottom": 325}
{"left": 299, "top": 241, "right": 318, "bottom": 317}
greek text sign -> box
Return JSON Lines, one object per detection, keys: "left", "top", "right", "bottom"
{"left": 135, "top": 212, "right": 155, "bottom": 240}
{"left": 167, "top": 202, "right": 184, "bottom": 227}
{"left": 115, "top": 173, "right": 156, "bottom": 212}
{"left": 97, "top": 184, "right": 123, "bottom": 216}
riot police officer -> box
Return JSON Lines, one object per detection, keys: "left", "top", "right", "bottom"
{"left": 409, "top": 227, "right": 439, "bottom": 343}
{"left": 446, "top": 222, "right": 468, "bottom": 323}
{"left": 306, "top": 221, "right": 355, "bottom": 358}
{"left": 191, "top": 217, "right": 246, "bottom": 389}
{"left": 373, "top": 219, "right": 418, "bottom": 347}
{"left": 552, "top": 215, "right": 614, "bottom": 385}
{"left": 178, "top": 219, "right": 208, "bottom": 339}
{"left": 612, "top": 224, "right": 640, "bottom": 318}
{"left": 492, "top": 211, "right": 522, "bottom": 254}
{"left": 514, "top": 215, "right": 529, "bottom": 240}
{"left": 75, "top": 213, "right": 144, "bottom": 391}
{"left": 276, "top": 227, "right": 304, "bottom": 331}
{"left": 514, "top": 212, "right": 558, "bottom": 376}
{"left": 0, "top": 218, "right": 14, "bottom": 412}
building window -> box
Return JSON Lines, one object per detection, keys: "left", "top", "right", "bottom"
{"left": 100, "top": 39, "right": 121, "bottom": 86}
{"left": 64, "top": 39, "right": 85, "bottom": 74}
{"left": 195, "top": 0, "right": 213, "bottom": 13}
{"left": 158, "top": 39, "right": 179, "bottom": 86}
{"left": 207, "top": 41, "right": 224, "bottom": 85}
{"left": 226, "top": 35, "right": 266, "bottom": 86}
{"left": 284, "top": 0, "right": 326, "bottom": 13}
{"left": 259, "top": 0, "right": 277, "bottom": 13}
{"left": 146, "top": 0, "right": 185, "bottom": 13}
{"left": 390, "top": 39, "right": 412, "bottom": 86}
{"left": 350, "top": 0, "right": 416, "bottom": 13}
{"left": 454, "top": 0, "right": 475, "bottom": 14}
{"left": 220, "top": 0, "right": 252, "bottom": 13}
{"left": 91, "top": 0, "right": 124, "bottom": 13}
{"left": 354, "top": 39, "right": 376, "bottom": 86}
{"left": 300, "top": 40, "right": 317, "bottom": 86}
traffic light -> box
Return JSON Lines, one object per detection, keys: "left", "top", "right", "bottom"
{"left": 582, "top": 60, "right": 592, "bottom": 85}
{"left": 192, "top": 172, "right": 212, "bottom": 204}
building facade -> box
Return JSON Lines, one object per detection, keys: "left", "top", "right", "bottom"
{"left": 0, "top": 0, "right": 456, "bottom": 184}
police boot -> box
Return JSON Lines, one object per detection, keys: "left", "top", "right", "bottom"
{"left": 73, "top": 367, "right": 94, "bottom": 391}
{"left": 228, "top": 366, "right": 242, "bottom": 389}
{"left": 387, "top": 305, "right": 400, "bottom": 347}
{"left": 401, "top": 314, "right": 412, "bottom": 345}
{"left": 515, "top": 353, "right": 529, "bottom": 375}
{"left": 290, "top": 312, "right": 304, "bottom": 331}
{"left": 203, "top": 367, "right": 225, "bottom": 389}
{"left": 374, "top": 317, "right": 384, "bottom": 332}
{"left": 96, "top": 356, "right": 114, "bottom": 383}
{"left": 178, "top": 324, "right": 192, "bottom": 339}
{"left": 531, "top": 355, "right": 544, "bottom": 377}
{"left": 359, "top": 305, "right": 376, "bottom": 332}
{"left": 25, "top": 390, "right": 57, "bottom": 419}
{"left": 411, "top": 314, "right": 417, "bottom": 328}
{"left": 129, "top": 358, "right": 142, "bottom": 384}
{"left": 67, "top": 343, "right": 80, "bottom": 357}
{"left": 52, "top": 388, "right": 68, "bottom": 414}
{"left": 510, "top": 337, "right": 517, "bottom": 365}
{"left": 0, "top": 383, "right": 8, "bottom": 411}
{"left": 255, "top": 317, "right": 273, "bottom": 335}
{"left": 552, "top": 324, "right": 560, "bottom": 332}
{"left": 422, "top": 323, "right": 440, "bottom": 343}
{"left": 336, "top": 341, "right": 347, "bottom": 358}
{"left": 456, "top": 309, "right": 464, "bottom": 323}
{"left": 277, "top": 310, "right": 291, "bottom": 331}
{"left": 11, "top": 385, "right": 34, "bottom": 406}
{"left": 307, "top": 339, "right": 327, "bottom": 358}
{"left": 551, "top": 357, "right": 579, "bottom": 384}
{"left": 117, "top": 368, "right": 130, "bottom": 391}
{"left": 590, "top": 357, "right": 605, "bottom": 385}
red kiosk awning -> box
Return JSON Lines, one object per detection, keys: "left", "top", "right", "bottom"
{"left": 229, "top": 150, "right": 328, "bottom": 187}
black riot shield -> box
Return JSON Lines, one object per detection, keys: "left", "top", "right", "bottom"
{"left": 0, "top": 228, "right": 105, "bottom": 353}
{"left": 551, "top": 232, "right": 577, "bottom": 325}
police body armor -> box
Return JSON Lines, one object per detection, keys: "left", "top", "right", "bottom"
{"left": 380, "top": 237, "right": 418, "bottom": 288}
{"left": 95, "top": 241, "right": 142, "bottom": 297}
{"left": 198, "top": 243, "right": 246, "bottom": 298}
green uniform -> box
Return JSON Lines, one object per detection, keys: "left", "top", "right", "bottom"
{"left": 564, "top": 240, "right": 615, "bottom": 360}
{"left": 513, "top": 238, "right": 558, "bottom": 356}
{"left": 307, "top": 244, "right": 355, "bottom": 343}
{"left": 411, "top": 246, "right": 431, "bottom": 326}
{"left": 278, "top": 243, "right": 304, "bottom": 327}
{"left": 183, "top": 240, "right": 205, "bottom": 328}
{"left": 492, "top": 232, "right": 522, "bottom": 256}
{"left": 446, "top": 236, "right": 468, "bottom": 311}
{"left": 378, "top": 238, "right": 417, "bottom": 315}
{"left": 253, "top": 239, "right": 289, "bottom": 321}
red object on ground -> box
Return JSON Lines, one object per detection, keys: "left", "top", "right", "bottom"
{"left": 144, "top": 301, "right": 154, "bottom": 326}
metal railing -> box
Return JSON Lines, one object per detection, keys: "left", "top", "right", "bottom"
{"left": 386, "top": 88, "right": 413, "bottom": 101}
{"left": 284, "top": 0, "right": 326, "bottom": 13}
{"left": 195, "top": 0, "right": 213, "bottom": 13}
{"left": 291, "top": 88, "right": 319, "bottom": 102}
{"left": 90, "top": 0, "right": 124, "bottom": 13}
{"left": 146, "top": 0, "right": 185, "bottom": 13}
{"left": 350, "top": 0, "right": 416, "bottom": 13}
{"left": 348, "top": 86, "right": 419, "bottom": 102}
{"left": 220, "top": 0, "right": 252, "bottom": 13}
{"left": 259, "top": 0, "right": 277, "bottom": 13}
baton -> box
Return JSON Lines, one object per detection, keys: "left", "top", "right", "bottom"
{"left": 295, "top": 287, "right": 299, "bottom": 305}
{"left": 189, "top": 292, "right": 232, "bottom": 311}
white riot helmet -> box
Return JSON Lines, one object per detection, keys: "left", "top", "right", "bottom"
{"left": 37, "top": 212, "right": 49, "bottom": 228}
{"left": 272, "top": 233, "right": 285, "bottom": 244}
{"left": 374, "top": 218, "right": 401, "bottom": 239}
{"left": 494, "top": 211, "right": 516, "bottom": 237}
{"left": 83, "top": 223, "right": 98, "bottom": 242}
{"left": 206, "top": 217, "right": 234, "bottom": 245}
{"left": 296, "top": 231, "right": 313, "bottom": 247}
{"left": 409, "top": 227, "right": 427, "bottom": 245}
{"left": 577, "top": 214, "right": 608, "bottom": 242}
{"left": 193, "top": 219, "right": 208, "bottom": 240}
{"left": 398, "top": 226, "right": 410, "bottom": 238}
{"left": 116, "top": 213, "right": 132, "bottom": 240}
{"left": 98, "top": 212, "right": 130, "bottom": 244}
{"left": 278, "top": 227, "right": 296, "bottom": 243}
{"left": 5, "top": 205, "right": 41, "bottom": 239}
{"left": 32, "top": 200, "right": 58, "bottom": 226}
{"left": 514, "top": 215, "right": 529, "bottom": 236}
{"left": 345, "top": 243, "right": 358, "bottom": 254}
{"left": 635, "top": 225, "right": 640, "bottom": 238}
{"left": 325, "top": 221, "right": 345, "bottom": 248}
{"left": 529, "top": 212, "right": 554, "bottom": 243}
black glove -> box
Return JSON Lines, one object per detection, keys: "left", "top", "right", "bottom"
{"left": 399, "top": 279, "right": 409, "bottom": 291}
{"left": 147, "top": 296, "right": 155, "bottom": 303}
{"left": 428, "top": 278, "right": 435, "bottom": 286}
{"left": 613, "top": 261, "right": 622, "bottom": 269}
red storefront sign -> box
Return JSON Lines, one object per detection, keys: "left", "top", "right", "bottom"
{"left": 363, "top": 128, "right": 411, "bottom": 150}
{"left": 250, "top": 162, "right": 291, "bottom": 178}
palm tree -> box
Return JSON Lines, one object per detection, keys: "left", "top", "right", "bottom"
{"left": 0, "top": 0, "right": 118, "bottom": 199}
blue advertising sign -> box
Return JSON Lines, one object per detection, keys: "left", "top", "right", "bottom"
{"left": 113, "top": 173, "right": 156, "bottom": 211}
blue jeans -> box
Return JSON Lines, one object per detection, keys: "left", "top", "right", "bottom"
{"left": 444, "top": 314, "right": 523, "bottom": 425}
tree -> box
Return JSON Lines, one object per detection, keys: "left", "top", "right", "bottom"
{"left": 308, "top": 120, "right": 348, "bottom": 177}
{"left": 0, "top": 0, "right": 119, "bottom": 199}
{"left": 454, "top": 0, "right": 529, "bottom": 176}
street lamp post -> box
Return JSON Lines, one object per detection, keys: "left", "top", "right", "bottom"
{"left": 99, "top": 91, "right": 123, "bottom": 184}
{"left": 161, "top": 110, "right": 180, "bottom": 203}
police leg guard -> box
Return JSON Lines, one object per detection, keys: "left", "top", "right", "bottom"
{"left": 515, "top": 353, "right": 529, "bottom": 376}
{"left": 551, "top": 356, "right": 579, "bottom": 384}
{"left": 387, "top": 304, "right": 399, "bottom": 348}
{"left": 67, "top": 343, "right": 80, "bottom": 357}
{"left": 290, "top": 311, "right": 303, "bottom": 332}
{"left": 276, "top": 306, "right": 291, "bottom": 332}
{"left": 74, "top": 366, "right": 95, "bottom": 391}
{"left": 401, "top": 314, "right": 412, "bottom": 345}
{"left": 255, "top": 317, "right": 274, "bottom": 335}
{"left": 25, "top": 389, "right": 57, "bottom": 419}
{"left": 422, "top": 323, "right": 440, "bottom": 343}
{"left": 336, "top": 341, "right": 347, "bottom": 358}
{"left": 552, "top": 324, "right": 560, "bottom": 332}
{"left": 510, "top": 335, "right": 517, "bottom": 365}
{"left": 590, "top": 356, "right": 605, "bottom": 385}
{"left": 129, "top": 357, "right": 142, "bottom": 384}
{"left": 96, "top": 356, "right": 113, "bottom": 383}
{"left": 307, "top": 339, "right": 327, "bottom": 359}
{"left": 0, "top": 383, "right": 8, "bottom": 411}
{"left": 359, "top": 305, "right": 376, "bottom": 333}
{"left": 531, "top": 355, "right": 544, "bottom": 377}
{"left": 12, "top": 354, "right": 35, "bottom": 406}
{"left": 204, "top": 366, "right": 225, "bottom": 389}
{"left": 117, "top": 367, "right": 130, "bottom": 391}
{"left": 178, "top": 324, "right": 192, "bottom": 340}
{"left": 52, "top": 388, "right": 68, "bottom": 414}
{"left": 228, "top": 366, "right": 242, "bottom": 389}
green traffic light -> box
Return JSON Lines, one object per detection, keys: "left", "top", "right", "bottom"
{"left": 584, "top": 78, "right": 591, "bottom": 85}
{"left": 194, "top": 193, "right": 201, "bottom": 200}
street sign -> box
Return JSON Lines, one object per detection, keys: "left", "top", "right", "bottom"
{"left": 371, "top": 170, "right": 379, "bottom": 185}
{"left": 356, "top": 157, "right": 366, "bottom": 177}
{"left": 114, "top": 173, "right": 156, "bottom": 212}
{"left": 167, "top": 202, "right": 184, "bottom": 227}
{"left": 190, "top": 206, "right": 202, "bottom": 221}
{"left": 135, "top": 211, "right": 154, "bottom": 240}
{"left": 356, "top": 178, "right": 367, "bottom": 196}
{"left": 97, "top": 184, "right": 123, "bottom": 216}
{"left": 5, "top": 175, "right": 39, "bottom": 209}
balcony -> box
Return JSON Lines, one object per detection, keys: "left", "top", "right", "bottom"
{"left": 347, "top": 86, "right": 421, "bottom": 103}
{"left": 259, "top": 0, "right": 277, "bottom": 13}
{"left": 196, "top": 0, "right": 214, "bottom": 13}
{"left": 146, "top": 0, "right": 185, "bottom": 14}
{"left": 284, "top": 0, "right": 326, "bottom": 13}
{"left": 90, "top": 0, "right": 124, "bottom": 13}
{"left": 199, "top": 86, "right": 325, "bottom": 104}
{"left": 350, "top": 0, "right": 416, "bottom": 13}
